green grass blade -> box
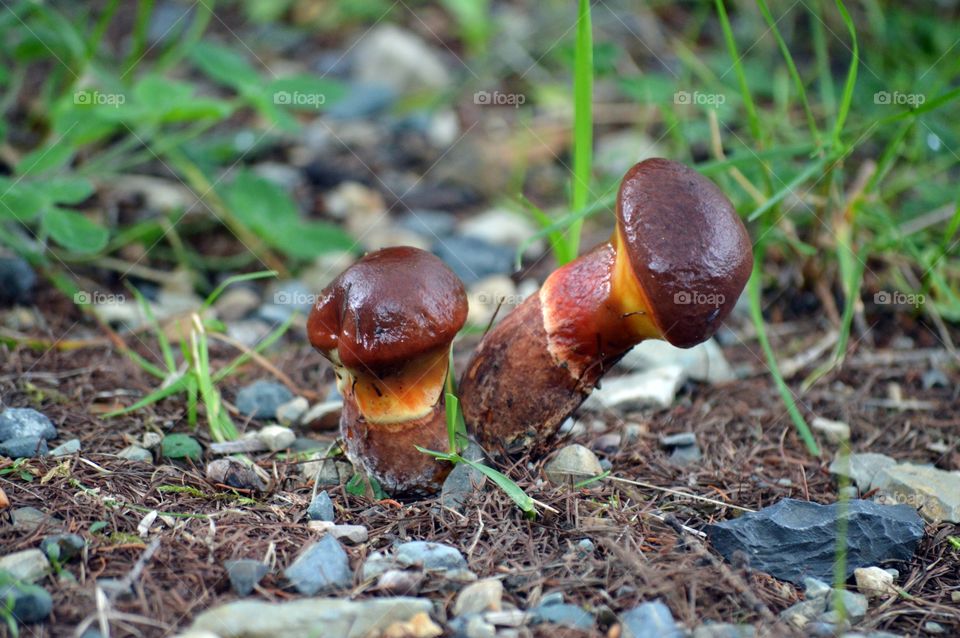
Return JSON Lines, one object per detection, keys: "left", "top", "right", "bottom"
{"left": 445, "top": 393, "right": 459, "bottom": 454}
{"left": 747, "top": 155, "right": 831, "bottom": 221}
{"left": 715, "top": 0, "right": 763, "bottom": 141}
{"left": 565, "top": 0, "right": 593, "bottom": 265}
{"left": 212, "top": 314, "right": 294, "bottom": 383}
{"left": 458, "top": 456, "right": 535, "bottom": 515}
{"left": 127, "top": 284, "right": 176, "bottom": 374}
{"left": 201, "top": 270, "right": 278, "bottom": 312}
{"left": 103, "top": 375, "right": 189, "bottom": 417}
{"left": 747, "top": 259, "right": 821, "bottom": 456}
{"left": 830, "top": 0, "right": 859, "bottom": 147}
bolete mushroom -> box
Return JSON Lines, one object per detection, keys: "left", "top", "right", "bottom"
{"left": 307, "top": 246, "right": 467, "bottom": 494}
{"left": 459, "top": 158, "right": 752, "bottom": 453}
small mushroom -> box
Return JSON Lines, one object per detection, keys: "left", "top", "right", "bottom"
{"left": 307, "top": 247, "right": 467, "bottom": 494}
{"left": 459, "top": 159, "right": 752, "bottom": 453}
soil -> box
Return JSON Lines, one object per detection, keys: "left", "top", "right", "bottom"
{"left": 1, "top": 284, "right": 958, "bottom": 637}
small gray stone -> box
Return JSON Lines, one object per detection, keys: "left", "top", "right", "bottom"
{"left": 205, "top": 458, "right": 267, "bottom": 491}
{"left": 581, "top": 366, "right": 687, "bottom": 412}
{"left": 375, "top": 569, "right": 424, "bottom": 595}
{"left": 544, "top": 444, "right": 604, "bottom": 486}
{"left": 453, "top": 578, "right": 503, "bottom": 616}
{"left": 780, "top": 598, "right": 828, "bottom": 628}
{"left": 12, "top": 507, "right": 58, "bottom": 532}
{"left": 576, "top": 539, "right": 595, "bottom": 556}
{"left": 213, "top": 286, "right": 261, "bottom": 321}
{"left": 224, "top": 559, "right": 269, "bottom": 596}
{"left": 397, "top": 210, "right": 456, "bottom": 238}
{"left": 306, "top": 491, "right": 335, "bottom": 522}
{"left": 352, "top": 24, "right": 450, "bottom": 94}
{"left": 396, "top": 541, "right": 467, "bottom": 571}
{"left": 660, "top": 432, "right": 697, "bottom": 448}
{"left": 431, "top": 236, "right": 515, "bottom": 285}
{"left": 0, "top": 583, "right": 52, "bottom": 623}
{"left": 307, "top": 522, "right": 368, "bottom": 544}
{"left": 824, "top": 589, "right": 869, "bottom": 622}
{"left": 283, "top": 534, "right": 353, "bottom": 594}
{"left": 188, "top": 596, "right": 432, "bottom": 638}
{"left": 669, "top": 444, "right": 702, "bottom": 466}
{"left": 275, "top": 397, "right": 309, "bottom": 426}
{"left": 49, "top": 438, "right": 81, "bottom": 456}
{"left": 0, "top": 256, "right": 37, "bottom": 306}
{"left": 693, "top": 623, "right": 755, "bottom": 638}
{"left": 803, "top": 578, "right": 831, "bottom": 599}
{"left": 440, "top": 443, "right": 486, "bottom": 512}
{"left": 877, "top": 463, "right": 960, "bottom": 523}
{"left": 0, "top": 407, "right": 57, "bottom": 441}
{"left": 256, "top": 425, "right": 295, "bottom": 451}
{"left": 0, "top": 549, "right": 50, "bottom": 583}
{"left": 142, "top": 432, "right": 163, "bottom": 449}
{"left": 829, "top": 453, "right": 897, "bottom": 491}
{"left": 0, "top": 435, "right": 48, "bottom": 458}
{"left": 327, "top": 83, "right": 396, "bottom": 119}
{"left": 854, "top": 566, "right": 896, "bottom": 598}
{"left": 118, "top": 445, "right": 153, "bottom": 462}
{"left": 40, "top": 533, "right": 85, "bottom": 562}
{"left": 533, "top": 603, "right": 594, "bottom": 630}
{"left": 620, "top": 601, "right": 681, "bottom": 638}
{"left": 235, "top": 380, "right": 293, "bottom": 419}
{"left": 539, "top": 592, "right": 564, "bottom": 607}
{"left": 812, "top": 417, "right": 851, "bottom": 444}
{"left": 925, "top": 622, "right": 947, "bottom": 634}
{"left": 300, "top": 400, "right": 342, "bottom": 430}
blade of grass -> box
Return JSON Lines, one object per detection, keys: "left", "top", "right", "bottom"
{"left": 564, "top": 0, "right": 593, "bottom": 265}
{"left": 830, "top": 0, "right": 859, "bottom": 147}
{"left": 201, "top": 270, "right": 278, "bottom": 312}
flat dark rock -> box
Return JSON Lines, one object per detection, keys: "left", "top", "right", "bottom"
{"left": 706, "top": 498, "right": 924, "bottom": 584}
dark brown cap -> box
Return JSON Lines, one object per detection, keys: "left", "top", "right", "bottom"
{"left": 307, "top": 246, "right": 468, "bottom": 370}
{"left": 617, "top": 158, "right": 752, "bottom": 348}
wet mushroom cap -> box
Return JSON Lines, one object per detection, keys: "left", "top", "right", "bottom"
{"left": 615, "top": 158, "right": 753, "bottom": 348}
{"left": 307, "top": 246, "right": 468, "bottom": 370}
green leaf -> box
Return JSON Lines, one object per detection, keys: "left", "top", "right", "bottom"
{"left": 16, "top": 144, "right": 74, "bottom": 176}
{"left": 0, "top": 180, "right": 48, "bottom": 221}
{"left": 161, "top": 433, "right": 203, "bottom": 461}
{"left": 223, "top": 171, "right": 354, "bottom": 259}
{"left": 190, "top": 41, "right": 261, "bottom": 92}
{"left": 459, "top": 457, "right": 535, "bottom": 515}
{"left": 88, "top": 521, "right": 109, "bottom": 534}
{"left": 46, "top": 177, "right": 95, "bottom": 205}
{"left": 42, "top": 208, "right": 109, "bottom": 254}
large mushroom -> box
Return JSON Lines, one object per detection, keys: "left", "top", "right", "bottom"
{"left": 307, "top": 246, "right": 467, "bottom": 495}
{"left": 459, "top": 158, "right": 753, "bottom": 453}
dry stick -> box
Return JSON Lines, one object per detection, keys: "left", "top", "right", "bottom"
{"left": 207, "top": 331, "right": 320, "bottom": 401}
{"left": 608, "top": 475, "right": 756, "bottom": 513}
{"left": 662, "top": 515, "right": 778, "bottom": 624}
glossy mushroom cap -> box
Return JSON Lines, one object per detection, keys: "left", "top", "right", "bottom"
{"left": 613, "top": 158, "right": 753, "bottom": 348}
{"left": 307, "top": 246, "right": 468, "bottom": 371}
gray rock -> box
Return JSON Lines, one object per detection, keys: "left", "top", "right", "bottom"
{"left": 660, "top": 432, "right": 697, "bottom": 448}
{"left": 452, "top": 614, "right": 496, "bottom": 638}
{"left": 397, "top": 210, "right": 457, "bottom": 238}
{"left": 275, "top": 396, "right": 308, "bottom": 426}
{"left": 375, "top": 569, "right": 424, "bottom": 595}
{"left": 453, "top": 578, "right": 503, "bottom": 616}
{"left": 779, "top": 598, "right": 828, "bottom": 629}
{"left": 117, "top": 445, "right": 153, "bottom": 462}
{"left": 620, "top": 601, "right": 682, "bottom": 638}
{"left": 854, "top": 566, "right": 896, "bottom": 598}
{"left": 40, "top": 533, "right": 85, "bottom": 562}
{"left": 307, "top": 522, "right": 369, "bottom": 544}
{"left": 822, "top": 589, "right": 868, "bottom": 623}
{"left": 803, "top": 577, "right": 831, "bottom": 599}
{"left": 924, "top": 622, "right": 947, "bottom": 634}
{"left": 0, "top": 408, "right": 56, "bottom": 441}
{"left": 0, "top": 549, "right": 50, "bottom": 583}
{"left": 351, "top": 25, "right": 450, "bottom": 94}
{"left": 876, "top": 463, "right": 960, "bottom": 523}
{"left": 576, "top": 539, "right": 595, "bottom": 556}
{"left": 284, "top": 534, "right": 352, "bottom": 594}
{"left": 539, "top": 592, "right": 564, "bottom": 607}
{"left": 235, "top": 380, "right": 294, "bottom": 419}
{"left": 618, "top": 339, "right": 735, "bottom": 384}
{"left": 440, "top": 443, "right": 486, "bottom": 512}
{"left": 188, "top": 596, "right": 433, "bottom": 638}
{"left": 224, "top": 559, "right": 269, "bottom": 596}
{"left": 12, "top": 507, "right": 58, "bottom": 532}
{"left": 205, "top": 458, "right": 267, "bottom": 491}
{"left": 213, "top": 286, "right": 260, "bottom": 321}
{"left": 693, "top": 623, "right": 755, "bottom": 638}
{"left": 532, "top": 603, "right": 594, "bottom": 629}
{"left": 49, "top": 438, "right": 81, "bottom": 456}
{"left": 0, "top": 256, "right": 37, "bottom": 306}
{"left": 544, "top": 444, "right": 604, "bottom": 486}
{"left": 432, "top": 236, "right": 515, "bottom": 285}
{"left": 660, "top": 432, "right": 701, "bottom": 466}
{"left": 0, "top": 436, "right": 47, "bottom": 458}
{"left": 256, "top": 425, "right": 295, "bottom": 451}
{"left": 300, "top": 400, "right": 342, "bottom": 430}
{"left": 812, "top": 417, "right": 851, "bottom": 444}
{"left": 580, "top": 366, "right": 688, "bottom": 412}
{"left": 0, "top": 583, "right": 52, "bottom": 623}
{"left": 459, "top": 208, "right": 539, "bottom": 249}
{"left": 327, "top": 83, "right": 396, "bottom": 119}
{"left": 829, "top": 453, "right": 897, "bottom": 491}
{"left": 396, "top": 541, "right": 467, "bottom": 571}
{"left": 706, "top": 499, "right": 924, "bottom": 584}
{"left": 307, "top": 491, "right": 335, "bottom": 522}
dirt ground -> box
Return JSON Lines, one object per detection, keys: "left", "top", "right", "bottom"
{"left": 1, "top": 284, "right": 959, "bottom": 637}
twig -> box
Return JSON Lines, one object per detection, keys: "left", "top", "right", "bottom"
{"left": 608, "top": 475, "right": 756, "bottom": 513}
{"left": 207, "top": 331, "right": 320, "bottom": 401}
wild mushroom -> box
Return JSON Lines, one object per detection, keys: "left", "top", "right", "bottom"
{"left": 459, "top": 158, "right": 752, "bottom": 453}
{"left": 307, "top": 246, "right": 467, "bottom": 495}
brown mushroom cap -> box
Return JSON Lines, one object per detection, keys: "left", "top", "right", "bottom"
{"left": 616, "top": 158, "right": 753, "bottom": 348}
{"left": 307, "top": 246, "right": 468, "bottom": 370}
